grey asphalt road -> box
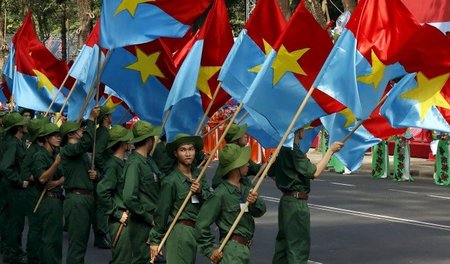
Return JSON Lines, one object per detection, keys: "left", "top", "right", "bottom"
{"left": 3, "top": 163, "right": 450, "bottom": 264}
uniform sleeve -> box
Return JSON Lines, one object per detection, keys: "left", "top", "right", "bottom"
{"left": 0, "top": 142, "right": 22, "bottom": 187}
{"left": 149, "top": 179, "right": 175, "bottom": 244}
{"left": 195, "top": 193, "right": 222, "bottom": 258}
{"left": 248, "top": 195, "right": 266, "bottom": 218}
{"left": 61, "top": 120, "right": 94, "bottom": 158}
{"left": 122, "top": 162, "right": 153, "bottom": 224}
{"left": 21, "top": 149, "right": 34, "bottom": 182}
{"left": 293, "top": 146, "right": 317, "bottom": 179}
{"left": 32, "top": 152, "right": 49, "bottom": 184}
{"left": 199, "top": 176, "right": 213, "bottom": 201}
{"left": 96, "top": 165, "right": 119, "bottom": 219}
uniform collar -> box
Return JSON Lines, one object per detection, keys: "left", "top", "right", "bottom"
{"left": 223, "top": 181, "right": 241, "bottom": 194}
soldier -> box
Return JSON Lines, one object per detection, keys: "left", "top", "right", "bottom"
{"left": 93, "top": 106, "right": 114, "bottom": 249}
{"left": 270, "top": 128, "right": 343, "bottom": 264}
{"left": 152, "top": 135, "right": 176, "bottom": 176}
{"left": 122, "top": 120, "right": 162, "bottom": 264}
{"left": 196, "top": 144, "right": 266, "bottom": 264}
{"left": 150, "top": 133, "right": 212, "bottom": 264}
{"left": 0, "top": 110, "right": 7, "bottom": 254}
{"left": 0, "top": 112, "right": 29, "bottom": 264}
{"left": 60, "top": 107, "right": 100, "bottom": 264}
{"left": 21, "top": 117, "right": 49, "bottom": 264}
{"left": 97, "top": 125, "right": 133, "bottom": 263}
{"left": 211, "top": 123, "right": 261, "bottom": 189}
{"left": 32, "top": 123, "right": 64, "bottom": 264}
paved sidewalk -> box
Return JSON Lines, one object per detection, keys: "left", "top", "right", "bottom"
{"left": 306, "top": 149, "right": 435, "bottom": 178}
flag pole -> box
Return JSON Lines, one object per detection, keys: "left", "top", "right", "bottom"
{"left": 90, "top": 47, "right": 104, "bottom": 170}
{"left": 53, "top": 79, "right": 78, "bottom": 123}
{"left": 202, "top": 114, "right": 232, "bottom": 138}
{"left": 236, "top": 111, "right": 249, "bottom": 125}
{"left": 251, "top": 162, "right": 267, "bottom": 185}
{"left": 195, "top": 82, "right": 222, "bottom": 136}
{"left": 150, "top": 103, "right": 245, "bottom": 263}
{"left": 341, "top": 94, "right": 389, "bottom": 144}
{"left": 44, "top": 73, "right": 70, "bottom": 117}
{"left": 217, "top": 87, "right": 315, "bottom": 253}
{"left": 150, "top": 107, "right": 172, "bottom": 157}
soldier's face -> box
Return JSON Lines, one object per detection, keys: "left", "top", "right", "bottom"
{"left": 174, "top": 144, "right": 196, "bottom": 166}
{"left": 237, "top": 135, "right": 248, "bottom": 147}
{"left": 48, "top": 134, "right": 61, "bottom": 147}
{"left": 238, "top": 162, "right": 250, "bottom": 176}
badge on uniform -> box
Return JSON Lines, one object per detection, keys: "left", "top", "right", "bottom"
{"left": 240, "top": 203, "right": 249, "bottom": 212}
{"left": 153, "top": 173, "right": 158, "bottom": 182}
{"left": 191, "top": 195, "right": 200, "bottom": 204}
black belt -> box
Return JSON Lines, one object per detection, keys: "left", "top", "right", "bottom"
{"left": 45, "top": 192, "right": 64, "bottom": 200}
{"left": 68, "top": 188, "right": 94, "bottom": 195}
{"left": 177, "top": 219, "right": 196, "bottom": 228}
{"left": 283, "top": 191, "right": 308, "bottom": 200}
{"left": 230, "top": 234, "right": 252, "bottom": 247}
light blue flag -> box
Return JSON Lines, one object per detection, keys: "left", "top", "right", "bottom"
{"left": 380, "top": 72, "right": 450, "bottom": 133}
{"left": 2, "top": 43, "right": 15, "bottom": 90}
{"left": 299, "top": 125, "right": 322, "bottom": 154}
{"left": 321, "top": 110, "right": 381, "bottom": 171}
{"left": 313, "top": 30, "right": 407, "bottom": 120}
{"left": 236, "top": 109, "right": 279, "bottom": 149}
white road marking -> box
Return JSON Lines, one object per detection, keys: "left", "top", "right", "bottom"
{"left": 330, "top": 182, "right": 355, "bottom": 187}
{"left": 427, "top": 194, "right": 450, "bottom": 200}
{"left": 308, "top": 261, "right": 323, "bottom": 264}
{"left": 261, "top": 195, "right": 450, "bottom": 232}
{"left": 388, "top": 189, "right": 419, "bottom": 195}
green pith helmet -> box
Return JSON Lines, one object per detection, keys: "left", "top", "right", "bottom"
{"left": 98, "top": 105, "right": 114, "bottom": 121}
{"left": 3, "top": 112, "right": 29, "bottom": 132}
{"left": 39, "top": 123, "right": 60, "bottom": 138}
{"left": 60, "top": 121, "right": 81, "bottom": 138}
{"left": 107, "top": 125, "right": 133, "bottom": 149}
{"left": 28, "top": 117, "right": 50, "bottom": 142}
{"left": 166, "top": 133, "right": 204, "bottom": 158}
{"left": 225, "top": 123, "right": 248, "bottom": 143}
{"left": 129, "top": 120, "right": 162, "bottom": 144}
{"left": 216, "top": 144, "right": 251, "bottom": 178}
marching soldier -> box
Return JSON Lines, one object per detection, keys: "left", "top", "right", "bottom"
{"left": 97, "top": 125, "right": 133, "bottom": 263}
{"left": 196, "top": 144, "right": 266, "bottom": 264}
{"left": 32, "top": 123, "right": 64, "bottom": 264}
{"left": 150, "top": 133, "right": 212, "bottom": 264}
{"left": 93, "top": 106, "right": 114, "bottom": 249}
{"left": 212, "top": 123, "right": 261, "bottom": 188}
{"left": 270, "top": 128, "right": 343, "bottom": 264}
{"left": 0, "top": 112, "right": 29, "bottom": 264}
{"left": 60, "top": 107, "right": 99, "bottom": 264}
{"left": 152, "top": 135, "right": 176, "bottom": 176}
{"left": 122, "top": 120, "right": 162, "bottom": 264}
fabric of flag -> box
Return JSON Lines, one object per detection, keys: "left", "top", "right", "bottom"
{"left": 101, "top": 39, "right": 176, "bottom": 125}
{"left": 2, "top": 42, "right": 15, "bottom": 92}
{"left": 236, "top": 109, "right": 279, "bottom": 149}
{"left": 163, "top": 0, "right": 233, "bottom": 141}
{"left": 401, "top": 0, "right": 450, "bottom": 33}
{"left": 100, "top": 0, "right": 212, "bottom": 49}
{"left": 12, "top": 11, "right": 69, "bottom": 113}
{"left": 380, "top": 24, "right": 450, "bottom": 133}
{"left": 67, "top": 22, "right": 106, "bottom": 120}
{"left": 101, "top": 87, "right": 135, "bottom": 125}
{"left": 218, "top": 0, "right": 286, "bottom": 101}
{"left": 313, "top": 0, "right": 420, "bottom": 120}
{"left": 299, "top": 124, "right": 322, "bottom": 154}
{"left": 242, "top": 3, "right": 344, "bottom": 143}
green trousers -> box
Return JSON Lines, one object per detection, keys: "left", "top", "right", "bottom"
{"left": 23, "top": 187, "right": 42, "bottom": 264}
{"left": 166, "top": 223, "right": 197, "bottom": 264}
{"left": 221, "top": 240, "right": 250, "bottom": 264}
{"left": 64, "top": 193, "right": 95, "bottom": 264}
{"left": 4, "top": 186, "right": 26, "bottom": 261}
{"left": 0, "top": 178, "right": 9, "bottom": 253}
{"left": 38, "top": 195, "right": 63, "bottom": 264}
{"left": 93, "top": 189, "right": 110, "bottom": 241}
{"left": 272, "top": 195, "right": 310, "bottom": 264}
{"left": 109, "top": 219, "right": 132, "bottom": 264}
{"left": 128, "top": 216, "right": 151, "bottom": 264}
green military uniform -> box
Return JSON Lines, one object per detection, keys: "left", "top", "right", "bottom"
{"left": 434, "top": 135, "right": 450, "bottom": 185}
{"left": 93, "top": 122, "right": 112, "bottom": 248}
{"left": 393, "top": 136, "right": 413, "bottom": 182}
{"left": 60, "top": 120, "right": 96, "bottom": 264}
{"left": 20, "top": 117, "right": 49, "bottom": 264}
{"left": 269, "top": 143, "right": 317, "bottom": 264}
{"left": 32, "top": 123, "right": 64, "bottom": 264}
{"left": 149, "top": 134, "right": 212, "bottom": 264}
{"left": 372, "top": 140, "right": 390, "bottom": 179}
{"left": 211, "top": 124, "right": 261, "bottom": 189}
{"left": 0, "top": 111, "right": 6, "bottom": 254}
{"left": 196, "top": 145, "right": 266, "bottom": 263}
{"left": 0, "top": 113, "right": 29, "bottom": 263}
{"left": 97, "top": 125, "right": 133, "bottom": 263}
{"left": 122, "top": 121, "right": 162, "bottom": 264}
{"left": 153, "top": 140, "right": 176, "bottom": 176}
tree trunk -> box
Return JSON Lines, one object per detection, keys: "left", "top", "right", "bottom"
{"left": 76, "top": 0, "right": 94, "bottom": 49}
{"left": 60, "top": 2, "right": 67, "bottom": 61}
{"left": 342, "top": 0, "right": 356, "bottom": 12}
{"left": 277, "top": 0, "right": 291, "bottom": 20}
{"left": 303, "top": 0, "right": 327, "bottom": 28}
{"left": 0, "top": 0, "right": 6, "bottom": 75}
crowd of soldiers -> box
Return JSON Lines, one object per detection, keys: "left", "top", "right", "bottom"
{"left": 0, "top": 106, "right": 343, "bottom": 264}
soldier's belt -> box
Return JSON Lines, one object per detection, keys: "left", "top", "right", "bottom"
{"left": 283, "top": 191, "right": 308, "bottom": 200}
{"left": 230, "top": 234, "right": 252, "bottom": 247}
{"left": 45, "top": 192, "right": 64, "bottom": 200}
{"left": 176, "top": 219, "right": 196, "bottom": 228}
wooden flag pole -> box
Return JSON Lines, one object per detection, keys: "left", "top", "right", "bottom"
{"left": 112, "top": 210, "right": 129, "bottom": 248}
{"left": 32, "top": 188, "right": 47, "bottom": 213}
{"left": 53, "top": 79, "right": 79, "bottom": 123}
{"left": 340, "top": 94, "right": 389, "bottom": 144}
{"left": 90, "top": 47, "right": 104, "bottom": 171}
{"left": 202, "top": 114, "right": 232, "bottom": 138}
{"left": 218, "top": 88, "right": 315, "bottom": 253}
{"left": 251, "top": 162, "right": 267, "bottom": 185}
{"left": 44, "top": 73, "right": 70, "bottom": 117}
{"left": 150, "top": 107, "right": 172, "bottom": 157}
{"left": 236, "top": 111, "right": 249, "bottom": 125}
{"left": 195, "top": 82, "right": 222, "bottom": 136}
{"left": 150, "top": 103, "right": 245, "bottom": 263}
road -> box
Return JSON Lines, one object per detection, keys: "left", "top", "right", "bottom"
{"left": 3, "top": 165, "right": 450, "bottom": 264}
